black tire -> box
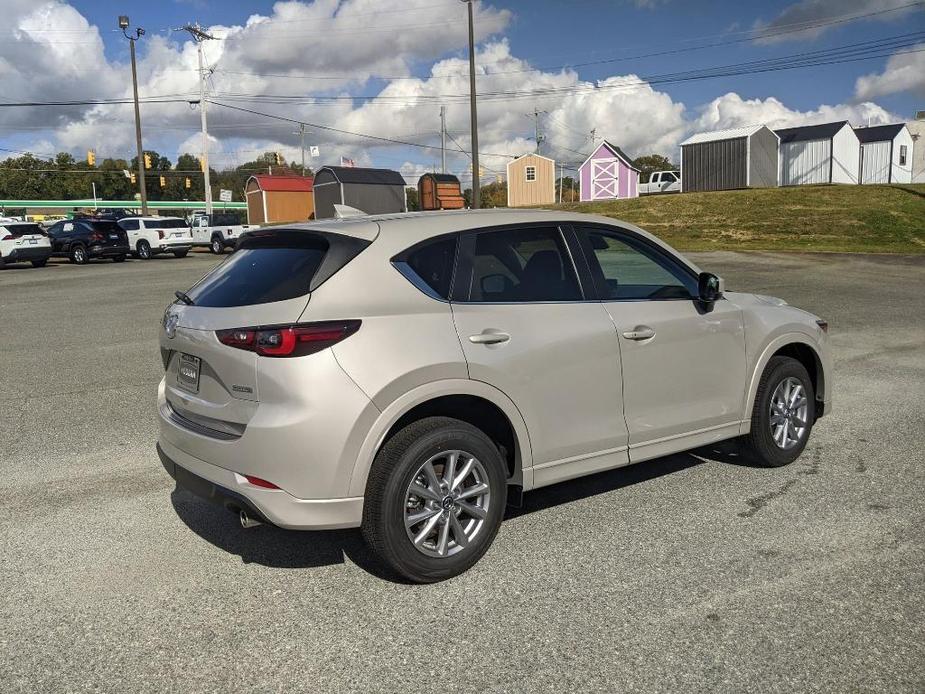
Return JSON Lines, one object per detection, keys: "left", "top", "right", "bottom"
{"left": 31, "top": 258, "right": 48, "bottom": 268}
{"left": 741, "top": 356, "right": 815, "bottom": 467}
{"left": 136, "top": 239, "right": 151, "bottom": 260}
{"left": 210, "top": 236, "right": 224, "bottom": 254}
{"left": 112, "top": 254, "right": 126, "bottom": 263}
{"left": 173, "top": 249, "right": 189, "bottom": 258}
{"left": 362, "top": 416, "right": 507, "bottom": 583}
{"left": 70, "top": 244, "right": 87, "bottom": 264}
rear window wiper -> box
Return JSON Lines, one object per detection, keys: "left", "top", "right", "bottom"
{"left": 175, "top": 290, "right": 195, "bottom": 306}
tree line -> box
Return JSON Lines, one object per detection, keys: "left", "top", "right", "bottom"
{"left": 0, "top": 150, "right": 311, "bottom": 202}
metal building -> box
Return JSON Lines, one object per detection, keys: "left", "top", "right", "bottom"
{"left": 909, "top": 111, "right": 925, "bottom": 183}
{"left": 680, "top": 125, "right": 779, "bottom": 192}
{"left": 775, "top": 121, "right": 860, "bottom": 186}
{"left": 855, "top": 123, "right": 915, "bottom": 184}
{"left": 244, "top": 174, "right": 314, "bottom": 224}
{"left": 312, "top": 166, "right": 407, "bottom": 219}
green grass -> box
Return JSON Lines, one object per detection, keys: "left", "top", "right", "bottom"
{"left": 553, "top": 183, "right": 925, "bottom": 254}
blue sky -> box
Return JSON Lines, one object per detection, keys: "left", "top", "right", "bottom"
{"left": 2, "top": 0, "right": 924, "bottom": 178}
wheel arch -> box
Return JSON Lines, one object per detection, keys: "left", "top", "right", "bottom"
{"left": 347, "top": 379, "right": 534, "bottom": 497}
{"left": 744, "top": 333, "right": 827, "bottom": 429}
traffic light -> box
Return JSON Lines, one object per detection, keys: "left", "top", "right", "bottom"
{"left": 130, "top": 172, "right": 136, "bottom": 184}
{"left": 87, "top": 150, "right": 96, "bottom": 167}
{"left": 143, "top": 153, "right": 152, "bottom": 170}
{"left": 185, "top": 177, "right": 191, "bottom": 189}
{"left": 159, "top": 175, "right": 166, "bottom": 188}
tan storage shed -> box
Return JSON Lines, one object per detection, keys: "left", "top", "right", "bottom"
{"left": 245, "top": 174, "right": 314, "bottom": 224}
{"left": 506, "top": 154, "right": 556, "bottom": 207}
{"left": 418, "top": 173, "right": 465, "bottom": 210}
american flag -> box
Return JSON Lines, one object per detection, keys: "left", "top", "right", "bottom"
{"left": 340, "top": 157, "right": 356, "bottom": 168}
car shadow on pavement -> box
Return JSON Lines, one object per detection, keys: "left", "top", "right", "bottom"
{"left": 169, "top": 441, "right": 754, "bottom": 582}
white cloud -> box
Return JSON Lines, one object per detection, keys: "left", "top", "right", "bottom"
{"left": 855, "top": 43, "right": 925, "bottom": 100}
{"left": 752, "top": 0, "right": 921, "bottom": 43}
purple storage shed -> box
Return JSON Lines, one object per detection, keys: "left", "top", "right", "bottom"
{"left": 578, "top": 140, "right": 640, "bottom": 202}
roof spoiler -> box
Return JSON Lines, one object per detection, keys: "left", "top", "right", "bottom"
{"left": 333, "top": 204, "right": 367, "bottom": 219}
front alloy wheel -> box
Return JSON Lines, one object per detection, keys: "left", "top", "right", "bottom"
{"left": 211, "top": 237, "right": 224, "bottom": 254}
{"left": 362, "top": 417, "right": 507, "bottom": 582}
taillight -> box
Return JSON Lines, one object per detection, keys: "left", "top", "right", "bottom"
{"left": 88, "top": 231, "right": 104, "bottom": 242}
{"left": 1, "top": 234, "right": 12, "bottom": 241}
{"left": 244, "top": 474, "right": 279, "bottom": 489}
{"left": 216, "top": 320, "right": 360, "bottom": 357}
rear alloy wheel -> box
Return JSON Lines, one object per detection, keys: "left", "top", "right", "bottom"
{"left": 741, "top": 355, "right": 815, "bottom": 467}
{"left": 70, "top": 245, "right": 87, "bottom": 264}
{"left": 136, "top": 239, "right": 152, "bottom": 259}
{"left": 210, "top": 237, "right": 224, "bottom": 255}
{"left": 362, "top": 417, "right": 507, "bottom": 582}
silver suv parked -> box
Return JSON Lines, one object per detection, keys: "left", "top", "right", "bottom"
{"left": 157, "top": 210, "right": 831, "bottom": 582}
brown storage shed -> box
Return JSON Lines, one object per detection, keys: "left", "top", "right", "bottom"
{"left": 245, "top": 174, "right": 314, "bottom": 224}
{"left": 418, "top": 173, "right": 465, "bottom": 210}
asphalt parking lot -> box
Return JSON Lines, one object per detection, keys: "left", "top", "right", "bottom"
{"left": 1, "top": 249, "right": 923, "bottom": 692}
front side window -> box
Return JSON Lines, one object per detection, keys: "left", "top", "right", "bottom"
{"left": 525, "top": 166, "right": 536, "bottom": 182}
{"left": 467, "top": 226, "right": 581, "bottom": 302}
{"left": 580, "top": 228, "right": 696, "bottom": 301}
{"left": 899, "top": 145, "right": 907, "bottom": 166}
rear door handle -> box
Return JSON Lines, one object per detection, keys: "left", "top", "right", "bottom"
{"left": 622, "top": 326, "right": 656, "bottom": 341}
{"left": 469, "top": 331, "right": 510, "bottom": 345}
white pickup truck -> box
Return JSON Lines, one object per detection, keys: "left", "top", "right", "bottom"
{"left": 639, "top": 170, "right": 681, "bottom": 195}
{"left": 190, "top": 213, "right": 253, "bottom": 254}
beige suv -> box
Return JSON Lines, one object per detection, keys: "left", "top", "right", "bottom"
{"left": 157, "top": 210, "right": 831, "bottom": 582}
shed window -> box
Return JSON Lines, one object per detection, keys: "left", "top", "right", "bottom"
{"left": 525, "top": 166, "right": 536, "bottom": 182}
{"left": 899, "top": 145, "right": 907, "bottom": 166}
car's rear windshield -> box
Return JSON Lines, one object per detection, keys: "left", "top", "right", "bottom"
{"left": 3, "top": 223, "right": 44, "bottom": 237}
{"left": 85, "top": 220, "right": 123, "bottom": 233}
{"left": 186, "top": 230, "right": 369, "bottom": 308}
{"left": 153, "top": 218, "right": 189, "bottom": 229}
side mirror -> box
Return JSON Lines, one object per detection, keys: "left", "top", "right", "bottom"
{"left": 698, "top": 272, "right": 724, "bottom": 303}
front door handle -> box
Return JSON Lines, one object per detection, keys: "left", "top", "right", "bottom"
{"left": 622, "top": 326, "right": 656, "bottom": 341}
{"left": 469, "top": 331, "right": 510, "bottom": 345}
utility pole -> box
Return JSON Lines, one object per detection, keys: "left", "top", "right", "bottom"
{"left": 299, "top": 123, "right": 306, "bottom": 174}
{"left": 462, "top": 0, "right": 480, "bottom": 208}
{"left": 529, "top": 108, "right": 547, "bottom": 155}
{"left": 180, "top": 23, "right": 217, "bottom": 214}
{"left": 558, "top": 161, "right": 563, "bottom": 203}
{"left": 440, "top": 105, "right": 447, "bottom": 174}
{"left": 119, "top": 16, "right": 148, "bottom": 215}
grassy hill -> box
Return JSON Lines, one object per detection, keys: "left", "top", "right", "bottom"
{"left": 553, "top": 183, "right": 925, "bottom": 254}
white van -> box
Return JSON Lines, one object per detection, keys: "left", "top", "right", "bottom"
{"left": 119, "top": 217, "right": 194, "bottom": 259}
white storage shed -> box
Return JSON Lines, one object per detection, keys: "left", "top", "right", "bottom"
{"left": 855, "top": 123, "right": 914, "bottom": 184}
{"left": 775, "top": 121, "right": 860, "bottom": 186}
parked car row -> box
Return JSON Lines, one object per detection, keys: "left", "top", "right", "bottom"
{"left": 0, "top": 213, "right": 252, "bottom": 268}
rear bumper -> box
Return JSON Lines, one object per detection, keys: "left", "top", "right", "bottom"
{"left": 3, "top": 246, "right": 52, "bottom": 262}
{"left": 89, "top": 244, "right": 129, "bottom": 257}
{"left": 158, "top": 439, "right": 363, "bottom": 530}
{"left": 157, "top": 238, "right": 194, "bottom": 252}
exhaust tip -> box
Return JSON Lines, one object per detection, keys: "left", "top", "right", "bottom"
{"left": 239, "top": 510, "right": 262, "bottom": 529}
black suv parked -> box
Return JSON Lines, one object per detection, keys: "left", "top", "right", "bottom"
{"left": 47, "top": 218, "right": 130, "bottom": 264}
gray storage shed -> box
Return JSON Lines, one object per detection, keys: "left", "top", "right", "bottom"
{"left": 680, "top": 125, "right": 779, "bottom": 192}
{"left": 312, "top": 166, "right": 407, "bottom": 219}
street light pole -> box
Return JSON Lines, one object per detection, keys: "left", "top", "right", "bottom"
{"left": 462, "top": 0, "right": 480, "bottom": 209}
{"left": 120, "top": 16, "right": 148, "bottom": 215}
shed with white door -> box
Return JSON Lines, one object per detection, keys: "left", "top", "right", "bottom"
{"left": 578, "top": 140, "right": 640, "bottom": 201}
{"left": 680, "top": 124, "right": 779, "bottom": 192}
{"left": 775, "top": 121, "right": 860, "bottom": 186}
{"left": 854, "top": 123, "right": 914, "bottom": 184}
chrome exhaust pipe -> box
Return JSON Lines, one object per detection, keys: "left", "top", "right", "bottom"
{"left": 239, "top": 510, "right": 262, "bottom": 529}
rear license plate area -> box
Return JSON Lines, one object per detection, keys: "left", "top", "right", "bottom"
{"left": 177, "top": 353, "right": 201, "bottom": 393}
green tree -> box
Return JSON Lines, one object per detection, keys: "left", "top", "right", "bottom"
{"left": 406, "top": 187, "right": 419, "bottom": 211}
{"left": 632, "top": 154, "right": 676, "bottom": 183}
{"left": 556, "top": 176, "right": 578, "bottom": 203}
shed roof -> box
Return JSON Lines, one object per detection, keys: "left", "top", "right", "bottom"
{"left": 420, "top": 173, "right": 460, "bottom": 184}
{"left": 247, "top": 174, "right": 313, "bottom": 192}
{"left": 854, "top": 123, "right": 907, "bottom": 143}
{"left": 680, "top": 124, "right": 769, "bottom": 146}
{"left": 580, "top": 140, "right": 641, "bottom": 172}
{"left": 775, "top": 121, "right": 849, "bottom": 144}
{"left": 318, "top": 166, "right": 405, "bottom": 186}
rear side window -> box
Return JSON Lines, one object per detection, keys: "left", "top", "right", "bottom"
{"left": 156, "top": 219, "right": 189, "bottom": 229}
{"left": 212, "top": 213, "right": 242, "bottom": 226}
{"left": 187, "top": 230, "right": 368, "bottom": 308}
{"left": 120, "top": 219, "right": 140, "bottom": 231}
{"left": 395, "top": 236, "right": 458, "bottom": 300}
